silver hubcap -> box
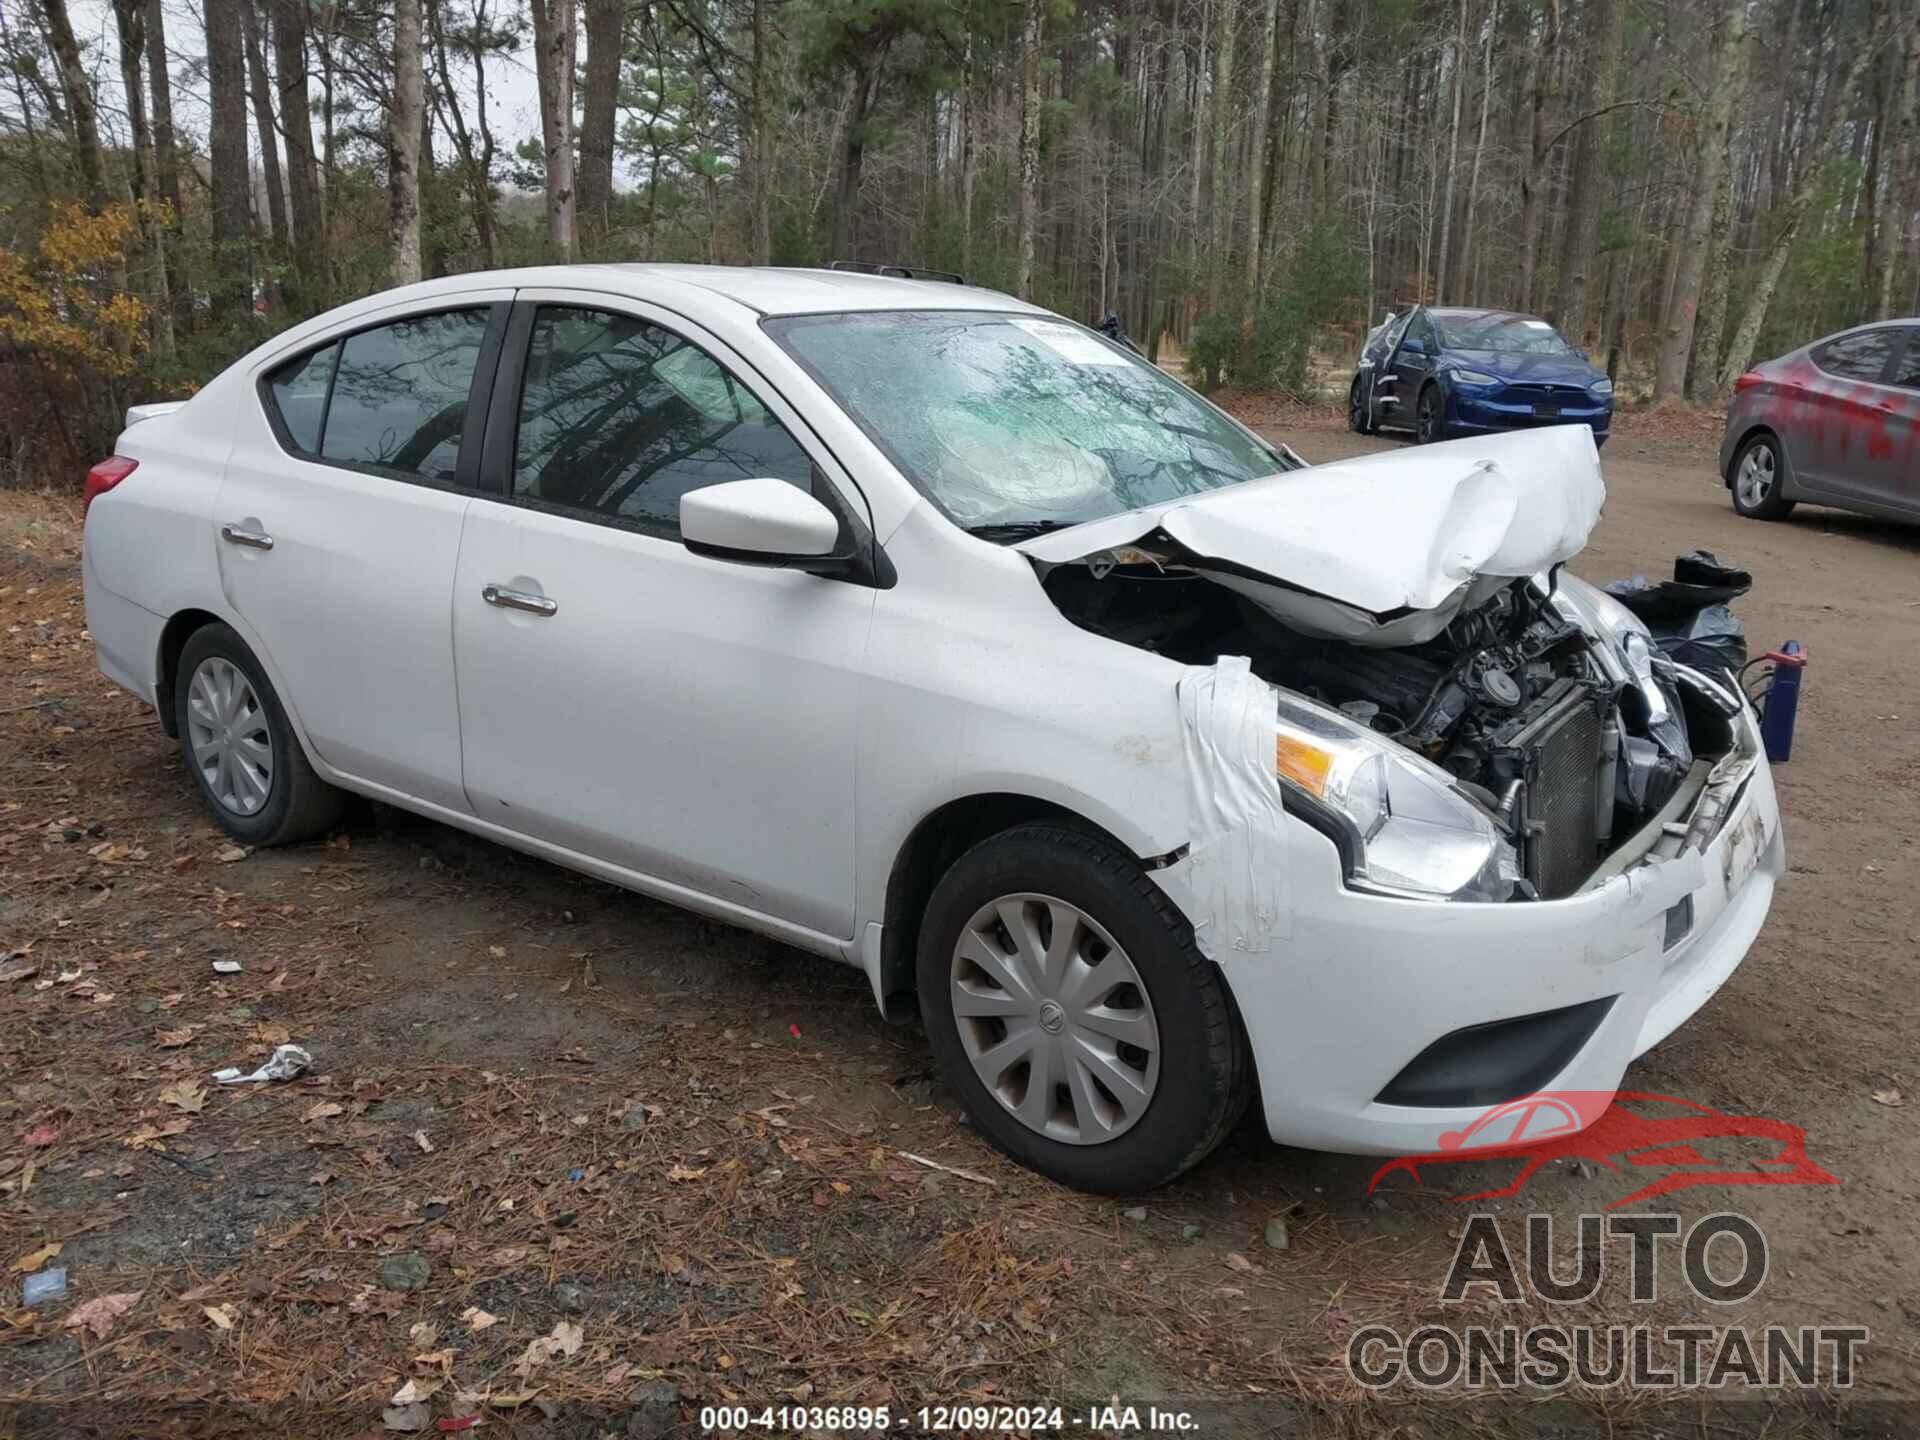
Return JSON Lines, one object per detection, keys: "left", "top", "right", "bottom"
{"left": 186, "top": 657, "right": 274, "bottom": 816}
{"left": 949, "top": 893, "right": 1161, "bottom": 1146}
{"left": 1736, "top": 445, "right": 1775, "bottom": 508}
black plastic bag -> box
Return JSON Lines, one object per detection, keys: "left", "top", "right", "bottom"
{"left": 1605, "top": 550, "right": 1749, "bottom": 675}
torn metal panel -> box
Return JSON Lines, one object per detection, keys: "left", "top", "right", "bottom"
{"left": 1166, "top": 656, "right": 1291, "bottom": 958}
{"left": 1019, "top": 426, "right": 1606, "bottom": 648}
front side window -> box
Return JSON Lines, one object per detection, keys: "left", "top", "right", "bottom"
{"left": 512, "top": 307, "right": 814, "bottom": 536}
{"left": 767, "top": 311, "right": 1287, "bottom": 531}
{"left": 319, "top": 310, "right": 490, "bottom": 479}
{"left": 1815, "top": 328, "right": 1898, "bottom": 383}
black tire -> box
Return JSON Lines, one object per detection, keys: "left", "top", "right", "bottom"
{"left": 1729, "top": 431, "right": 1797, "bottom": 521}
{"left": 1415, "top": 382, "right": 1447, "bottom": 443}
{"left": 1348, "top": 375, "right": 1375, "bottom": 435}
{"left": 173, "top": 623, "right": 344, "bottom": 846}
{"left": 916, "top": 822, "right": 1251, "bottom": 1194}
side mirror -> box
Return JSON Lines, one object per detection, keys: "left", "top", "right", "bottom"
{"left": 1401, "top": 336, "right": 1426, "bottom": 355}
{"left": 681, "top": 478, "right": 847, "bottom": 572}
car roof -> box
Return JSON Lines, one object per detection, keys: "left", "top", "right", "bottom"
{"left": 600, "top": 264, "right": 1039, "bottom": 317}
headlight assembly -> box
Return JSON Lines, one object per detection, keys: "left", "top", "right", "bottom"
{"left": 1273, "top": 690, "right": 1517, "bottom": 902}
{"left": 1589, "top": 377, "right": 1614, "bottom": 396}
{"left": 1453, "top": 369, "right": 1501, "bottom": 387}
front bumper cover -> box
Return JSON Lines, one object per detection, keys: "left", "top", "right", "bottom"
{"left": 1160, "top": 705, "right": 1780, "bottom": 1156}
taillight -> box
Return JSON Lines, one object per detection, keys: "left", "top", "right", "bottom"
{"left": 1732, "top": 372, "right": 1766, "bottom": 394}
{"left": 82, "top": 456, "right": 138, "bottom": 518}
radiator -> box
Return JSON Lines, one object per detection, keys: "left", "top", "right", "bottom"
{"left": 1491, "top": 681, "right": 1609, "bottom": 899}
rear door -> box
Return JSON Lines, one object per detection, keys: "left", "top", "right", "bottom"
{"left": 215, "top": 294, "right": 511, "bottom": 812}
{"left": 1801, "top": 326, "right": 1903, "bottom": 503}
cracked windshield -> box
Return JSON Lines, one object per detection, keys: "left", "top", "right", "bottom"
{"left": 768, "top": 311, "right": 1294, "bottom": 534}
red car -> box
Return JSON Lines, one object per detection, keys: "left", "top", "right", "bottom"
{"left": 1720, "top": 319, "right": 1920, "bottom": 523}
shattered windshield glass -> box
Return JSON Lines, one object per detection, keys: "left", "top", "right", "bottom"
{"left": 1431, "top": 312, "right": 1576, "bottom": 356}
{"left": 766, "top": 310, "right": 1291, "bottom": 531}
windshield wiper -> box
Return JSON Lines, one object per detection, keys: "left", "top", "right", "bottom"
{"left": 964, "top": 520, "right": 1081, "bottom": 544}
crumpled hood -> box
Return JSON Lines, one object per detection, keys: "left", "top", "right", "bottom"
{"left": 1019, "top": 425, "right": 1606, "bottom": 646}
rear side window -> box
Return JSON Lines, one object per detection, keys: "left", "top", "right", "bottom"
{"left": 1812, "top": 329, "right": 1897, "bottom": 383}
{"left": 262, "top": 308, "right": 489, "bottom": 480}
{"left": 511, "top": 306, "right": 814, "bottom": 537}
{"left": 1889, "top": 329, "right": 1920, "bottom": 391}
{"left": 267, "top": 344, "right": 336, "bottom": 454}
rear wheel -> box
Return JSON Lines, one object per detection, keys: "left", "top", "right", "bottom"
{"left": 1730, "top": 432, "right": 1796, "bottom": 520}
{"left": 916, "top": 822, "right": 1249, "bottom": 1193}
{"left": 174, "top": 623, "right": 344, "bottom": 846}
{"left": 1348, "top": 376, "right": 1375, "bottom": 435}
{"left": 1416, "top": 383, "right": 1447, "bottom": 444}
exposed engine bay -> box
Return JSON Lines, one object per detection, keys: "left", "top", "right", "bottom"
{"left": 1043, "top": 552, "right": 1735, "bottom": 900}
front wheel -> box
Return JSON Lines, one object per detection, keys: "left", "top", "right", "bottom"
{"left": 1730, "top": 432, "right": 1796, "bottom": 520}
{"left": 1416, "top": 383, "right": 1447, "bottom": 444}
{"left": 916, "top": 822, "right": 1249, "bottom": 1193}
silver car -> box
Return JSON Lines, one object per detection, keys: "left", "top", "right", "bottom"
{"left": 1720, "top": 319, "right": 1920, "bottom": 522}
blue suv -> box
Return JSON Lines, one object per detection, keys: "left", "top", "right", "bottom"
{"left": 1350, "top": 306, "right": 1614, "bottom": 447}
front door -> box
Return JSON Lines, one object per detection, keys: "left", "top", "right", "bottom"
{"left": 450, "top": 294, "right": 874, "bottom": 940}
{"left": 214, "top": 297, "right": 508, "bottom": 812}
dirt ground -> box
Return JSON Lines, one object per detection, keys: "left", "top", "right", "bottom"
{"left": 2, "top": 410, "right": 1917, "bottom": 1438}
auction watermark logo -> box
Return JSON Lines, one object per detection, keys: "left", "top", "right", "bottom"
{"left": 1346, "top": 1213, "right": 1868, "bottom": 1390}
{"left": 1346, "top": 1092, "right": 1864, "bottom": 1392}
{"left": 1367, "top": 1090, "right": 1839, "bottom": 1209}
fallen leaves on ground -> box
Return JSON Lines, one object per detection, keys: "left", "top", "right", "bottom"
{"left": 516, "top": 1319, "right": 585, "bottom": 1375}
{"left": 62, "top": 1291, "right": 142, "bottom": 1339}
{"left": 1872, "top": 1086, "right": 1906, "bottom": 1108}
{"left": 159, "top": 1079, "right": 208, "bottom": 1113}
{"left": 11, "top": 1242, "right": 60, "bottom": 1273}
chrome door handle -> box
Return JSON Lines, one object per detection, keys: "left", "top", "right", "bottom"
{"left": 220, "top": 523, "right": 274, "bottom": 550}
{"left": 481, "top": 583, "right": 557, "bottom": 617}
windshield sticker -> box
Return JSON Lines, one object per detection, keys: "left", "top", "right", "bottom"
{"left": 1009, "top": 318, "right": 1132, "bottom": 367}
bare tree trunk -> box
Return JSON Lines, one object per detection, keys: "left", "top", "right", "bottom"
{"left": 1653, "top": 0, "right": 1744, "bottom": 403}
{"left": 1186, "top": 0, "right": 1211, "bottom": 286}
{"left": 1433, "top": 0, "right": 1467, "bottom": 304}
{"left": 1451, "top": 0, "right": 1495, "bottom": 302}
{"left": 428, "top": 0, "right": 499, "bottom": 268}
{"left": 1688, "top": 146, "right": 1734, "bottom": 404}
{"left": 272, "top": 0, "right": 327, "bottom": 307}
{"left": 111, "top": 0, "right": 173, "bottom": 356}
{"left": 959, "top": 26, "right": 976, "bottom": 276}
{"left": 39, "top": 0, "right": 110, "bottom": 207}
{"left": 1551, "top": 0, "right": 1619, "bottom": 339}
{"left": 1869, "top": 16, "right": 1917, "bottom": 318}
{"left": 750, "top": 0, "right": 772, "bottom": 265}
{"left": 1017, "top": 0, "right": 1043, "bottom": 299}
{"left": 1241, "top": 0, "right": 1279, "bottom": 307}
{"left": 1514, "top": 0, "right": 1557, "bottom": 312}
{"left": 831, "top": 58, "right": 880, "bottom": 258}
{"left": 240, "top": 0, "right": 288, "bottom": 310}
{"left": 387, "top": 0, "right": 423, "bottom": 285}
{"left": 1205, "top": 0, "right": 1237, "bottom": 309}
{"left": 206, "top": 0, "right": 254, "bottom": 322}
{"left": 529, "top": 0, "right": 577, "bottom": 261}
{"left": 578, "top": 0, "right": 622, "bottom": 257}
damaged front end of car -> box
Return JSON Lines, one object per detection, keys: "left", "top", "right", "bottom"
{"left": 1020, "top": 426, "right": 1751, "bottom": 905}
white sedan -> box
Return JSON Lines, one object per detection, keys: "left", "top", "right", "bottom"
{"left": 82, "top": 266, "right": 1782, "bottom": 1192}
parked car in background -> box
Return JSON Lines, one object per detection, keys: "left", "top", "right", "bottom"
{"left": 1720, "top": 318, "right": 1920, "bottom": 523}
{"left": 82, "top": 265, "right": 1777, "bottom": 1194}
{"left": 1350, "top": 305, "right": 1614, "bottom": 447}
